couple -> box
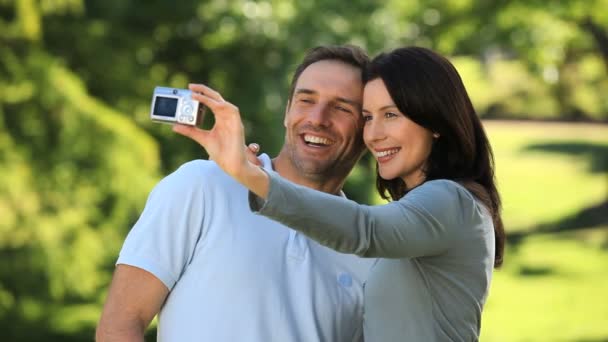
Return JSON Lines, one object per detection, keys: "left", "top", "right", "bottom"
{"left": 97, "top": 45, "right": 505, "bottom": 342}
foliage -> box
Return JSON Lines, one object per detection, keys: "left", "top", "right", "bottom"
{"left": 0, "top": 48, "right": 159, "bottom": 341}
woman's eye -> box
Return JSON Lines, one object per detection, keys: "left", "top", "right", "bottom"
{"left": 362, "top": 115, "right": 372, "bottom": 122}
{"left": 385, "top": 112, "right": 398, "bottom": 118}
{"left": 299, "top": 98, "right": 314, "bottom": 104}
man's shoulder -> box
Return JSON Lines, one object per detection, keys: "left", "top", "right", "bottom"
{"left": 145, "top": 160, "right": 226, "bottom": 202}
{"left": 173, "top": 159, "right": 220, "bottom": 177}
{"left": 161, "top": 157, "right": 274, "bottom": 198}
{"left": 164, "top": 159, "right": 228, "bottom": 186}
{"left": 171, "top": 154, "right": 274, "bottom": 182}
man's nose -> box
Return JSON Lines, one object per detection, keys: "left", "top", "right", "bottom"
{"left": 306, "top": 103, "right": 331, "bottom": 127}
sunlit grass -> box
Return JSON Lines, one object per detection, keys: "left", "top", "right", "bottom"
{"left": 481, "top": 121, "right": 608, "bottom": 341}
{"left": 482, "top": 229, "right": 608, "bottom": 341}
{"left": 486, "top": 121, "right": 607, "bottom": 232}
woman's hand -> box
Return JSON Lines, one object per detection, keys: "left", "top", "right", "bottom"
{"left": 172, "top": 83, "right": 250, "bottom": 179}
{"left": 172, "top": 83, "right": 270, "bottom": 198}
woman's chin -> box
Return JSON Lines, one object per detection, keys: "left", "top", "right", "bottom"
{"left": 378, "top": 170, "right": 398, "bottom": 181}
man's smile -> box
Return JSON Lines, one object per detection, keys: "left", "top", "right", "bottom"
{"left": 301, "top": 133, "right": 335, "bottom": 148}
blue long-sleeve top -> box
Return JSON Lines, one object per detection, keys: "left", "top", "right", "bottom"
{"left": 249, "top": 170, "right": 496, "bottom": 342}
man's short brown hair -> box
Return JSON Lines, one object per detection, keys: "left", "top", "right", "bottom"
{"left": 287, "top": 45, "right": 370, "bottom": 106}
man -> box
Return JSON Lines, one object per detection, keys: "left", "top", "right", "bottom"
{"left": 96, "top": 45, "right": 375, "bottom": 342}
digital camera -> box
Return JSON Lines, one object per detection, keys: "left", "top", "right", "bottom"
{"left": 150, "top": 86, "right": 204, "bottom": 126}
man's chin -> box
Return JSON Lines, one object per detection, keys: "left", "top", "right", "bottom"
{"left": 299, "top": 163, "right": 333, "bottom": 176}
{"left": 293, "top": 157, "right": 337, "bottom": 177}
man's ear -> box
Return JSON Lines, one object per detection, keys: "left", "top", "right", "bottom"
{"left": 283, "top": 100, "right": 290, "bottom": 128}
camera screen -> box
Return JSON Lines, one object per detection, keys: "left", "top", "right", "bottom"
{"left": 153, "top": 96, "right": 178, "bottom": 117}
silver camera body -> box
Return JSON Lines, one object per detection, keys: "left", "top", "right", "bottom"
{"left": 150, "top": 86, "right": 203, "bottom": 126}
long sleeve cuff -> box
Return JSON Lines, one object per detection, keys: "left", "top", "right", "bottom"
{"left": 247, "top": 167, "right": 277, "bottom": 212}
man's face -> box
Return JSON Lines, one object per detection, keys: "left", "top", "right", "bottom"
{"left": 282, "top": 60, "right": 365, "bottom": 180}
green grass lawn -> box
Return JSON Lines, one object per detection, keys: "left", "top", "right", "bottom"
{"left": 480, "top": 121, "right": 608, "bottom": 341}
{"left": 486, "top": 121, "right": 607, "bottom": 233}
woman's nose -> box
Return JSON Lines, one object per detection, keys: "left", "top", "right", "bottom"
{"left": 364, "top": 120, "right": 386, "bottom": 143}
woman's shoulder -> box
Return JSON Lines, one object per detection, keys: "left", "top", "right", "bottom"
{"left": 409, "top": 179, "right": 472, "bottom": 200}
{"left": 404, "top": 179, "right": 490, "bottom": 223}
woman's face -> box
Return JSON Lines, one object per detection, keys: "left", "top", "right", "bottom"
{"left": 362, "top": 78, "right": 435, "bottom": 189}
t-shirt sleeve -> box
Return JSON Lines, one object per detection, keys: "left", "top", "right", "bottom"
{"left": 117, "top": 161, "right": 207, "bottom": 290}
{"left": 250, "top": 171, "right": 480, "bottom": 258}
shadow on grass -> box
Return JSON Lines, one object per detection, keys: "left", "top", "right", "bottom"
{"left": 507, "top": 200, "right": 608, "bottom": 247}
{"left": 506, "top": 200, "right": 607, "bottom": 278}
{"left": 508, "top": 140, "right": 608, "bottom": 248}
{"left": 517, "top": 265, "right": 555, "bottom": 277}
{"left": 521, "top": 141, "right": 608, "bottom": 174}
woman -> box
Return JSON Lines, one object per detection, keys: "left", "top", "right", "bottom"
{"left": 174, "top": 46, "right": 505, "bottom": 341}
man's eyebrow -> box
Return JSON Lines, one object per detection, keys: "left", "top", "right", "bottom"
{"left": 335, "top": 97, "right": 361, "bottom": 108}
{"left": 294, "top": 88, "right": 361, "bottom": 108}
{"left": 294, "top": 88, "right": 317, "bottom": 96}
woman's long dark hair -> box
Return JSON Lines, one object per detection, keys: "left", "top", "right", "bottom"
{"left": 365, "top": 47, "right": 505, "bottom": 268}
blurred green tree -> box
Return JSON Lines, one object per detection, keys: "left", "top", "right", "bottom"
{"left": 1, "top": 0, "right": 160, "bottom": 339}
{"left": 1, "top": 0, "right": 383, "bottom": 339}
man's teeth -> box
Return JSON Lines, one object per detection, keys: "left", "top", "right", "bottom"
{"left": 304, "top": 135, "right": 332, "bottom": 145}
{"left": 375, "top": 149, "right": 400, "bottom": 158}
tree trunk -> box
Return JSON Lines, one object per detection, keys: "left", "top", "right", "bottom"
{"left": 581, "top": 17, "right": 608, "bottom": 73}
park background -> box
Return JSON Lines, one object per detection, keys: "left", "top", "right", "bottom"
{"left": 1, "top": 0, "right": 607, "bottom": 341}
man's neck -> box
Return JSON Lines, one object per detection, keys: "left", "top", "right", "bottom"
{"left": 271, "top": 156, "right": 346, "bottom": 195}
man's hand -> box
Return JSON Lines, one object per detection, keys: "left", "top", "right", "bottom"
{"left": 96, "top": 265, "right": 169, "bottom": 342}
{"left": 246, "top": 143, "right": 263, "bottom": 166}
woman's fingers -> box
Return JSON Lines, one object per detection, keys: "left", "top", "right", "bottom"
{"left": 172, "top": 124, "right": 210, "bottom": 147}
{"left": 189, "top": 83, "right": 224, "bottom": 102}
{"left": 188, "top": 83, "right": 226, "bottom": 114}
{"left": 190, "top": 92, "right": 239, "bottom": 121}
{"left": 191, "top": 92, "right": 221, "bottom": 109}
{"left": 173, "top": 83, "right": 253, "bottom": 178}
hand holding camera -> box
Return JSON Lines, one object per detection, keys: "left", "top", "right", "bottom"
{"left": 170, "top": 84, "right": 252, "bottom": 175}
{"left": 150, "top": 86, "right": 205, "bottom": 126}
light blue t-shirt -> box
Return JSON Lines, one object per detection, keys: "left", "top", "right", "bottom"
{"left": 117, "top": 155, "right": 375, "bottom": 341}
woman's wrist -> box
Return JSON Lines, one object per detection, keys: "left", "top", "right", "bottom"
{"left": 236, "top": 163, "right": 270, "bottom": 199}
